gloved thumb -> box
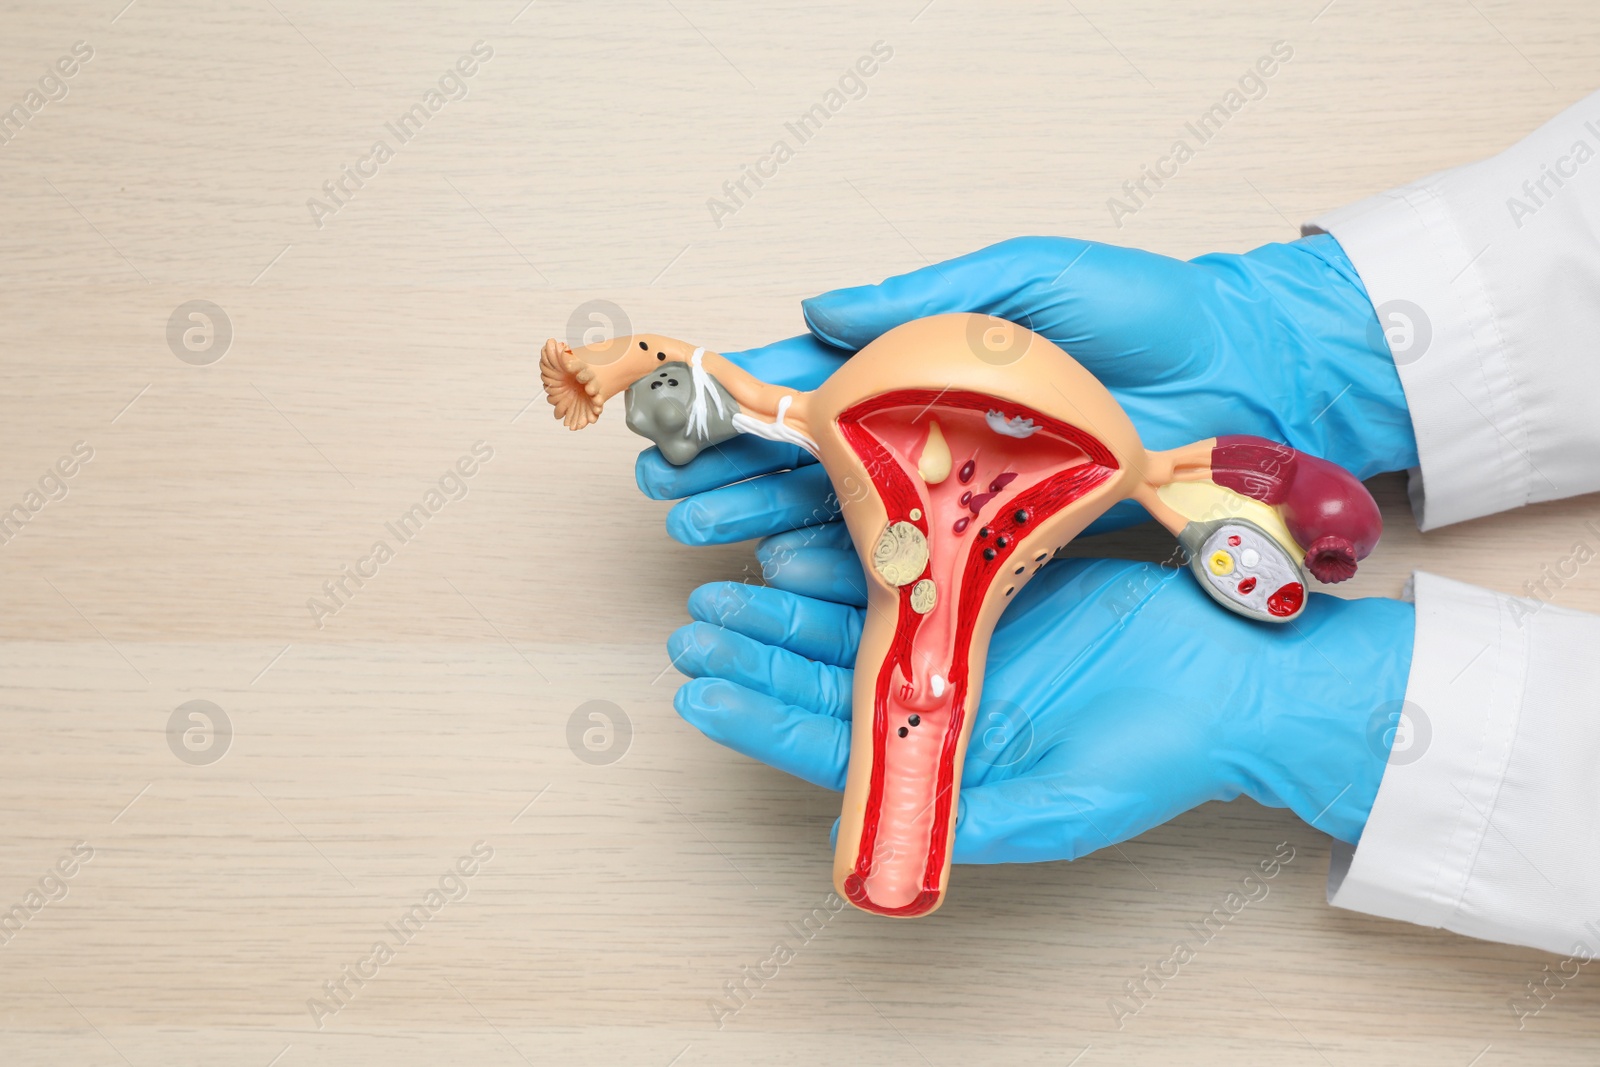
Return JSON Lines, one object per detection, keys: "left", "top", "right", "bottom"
{"left": 801, "top": 236, "right": 1197, "bottom": 390}
{"left": 801, "top": 236, "right": 1099, "bottom": 352}
{"left": 950, "top": 775, "right": 1171, "bottom": 866}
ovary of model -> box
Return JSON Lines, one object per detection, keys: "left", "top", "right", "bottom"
{"left": 541, "top": 313, "right": 1381, "bottom": 917}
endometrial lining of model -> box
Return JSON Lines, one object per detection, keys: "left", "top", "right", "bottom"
{"left": 541, "top": 314, "right": 1381, "bottom": 918}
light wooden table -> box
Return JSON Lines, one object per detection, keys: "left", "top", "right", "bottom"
{"left": 2, "top": 1, "right": 1597, "bottom": 1063}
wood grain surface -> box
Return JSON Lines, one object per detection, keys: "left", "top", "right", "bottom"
{"left": 2, "top": 1, "right": 1598, "bottom": 1063}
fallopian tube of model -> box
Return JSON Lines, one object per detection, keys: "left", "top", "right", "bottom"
{"left": 541, "top": 313, "right": 1381, "bottom": 917}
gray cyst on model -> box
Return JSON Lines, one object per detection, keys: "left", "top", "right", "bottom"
{"left": 623, "top": 361, "right": 741, "bottom": 465}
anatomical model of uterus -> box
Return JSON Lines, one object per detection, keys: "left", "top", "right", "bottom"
{"left": 542, "top": 314, "right": 1381, "bottom": 917}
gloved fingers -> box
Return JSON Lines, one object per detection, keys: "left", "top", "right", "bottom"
{"left": 667, "top": 621, "right": 852, "bottom": 720}
{"left": 664, "top": 463, "right": 839, "bottom": 545}
{"left": 800, "top": 236, "right": 1202, "bottom": 387}
{"left": 754, "top": 523, "right": 868, "bottom": 604}
{"left": 755, "top": 541, "right": 869, "bottom": 606}
{"left": 686, "top": 580, "right": 863, "bottom": 668}
{"left": 756, "top": 519, "right": 854, "bottom": 555}
{"left": 673, "top": 677, "right": 849, "bottom": 792}
{"left": 636, "top": 436, "right": 816, "bottom": 501}
{"left": 719, "top": 333, "right": 853, "bottom": 391}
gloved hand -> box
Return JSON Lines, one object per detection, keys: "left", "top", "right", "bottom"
{"left": 668, "top": 553, "right": 1416, "bottom": 857}
{"left": 637, "top": 235, "right": 1418, "bottom": 572}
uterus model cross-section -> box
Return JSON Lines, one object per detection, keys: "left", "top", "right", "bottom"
{"left": 541, "top": 314, "right": 1381, "bottom": 918}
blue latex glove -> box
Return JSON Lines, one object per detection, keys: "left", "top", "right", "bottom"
{"left": 637, "top": 234, "right": 1418, "bottom": 561}
{"left": 668, "top": 556, "right": 1416, "bottom": 857}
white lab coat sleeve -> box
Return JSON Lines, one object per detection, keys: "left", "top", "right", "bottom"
{"left": 1325, "top": 572, "right": 1600, "bottom": 957}
{"left": 1308, "top": 90, "right": 1600, "bottom": 531}
{"left": 1307, "top": 92, "right": 1600, "bottom": 955}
